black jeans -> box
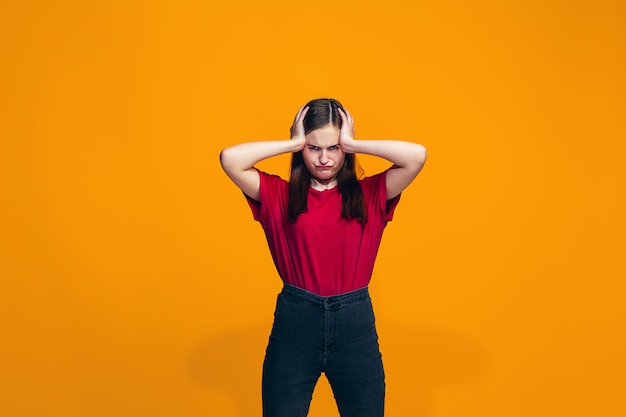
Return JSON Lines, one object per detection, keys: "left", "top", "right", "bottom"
{"left": 262, "top": 284, "right": 385, "bottom": 417}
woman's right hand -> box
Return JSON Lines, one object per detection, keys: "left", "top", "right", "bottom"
{"left": 289, "top": 105, "right": 309, "bottom": 150}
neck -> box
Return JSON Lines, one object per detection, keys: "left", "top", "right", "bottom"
{"left": 310, "top": 178, "right": 338, "bottom": 191}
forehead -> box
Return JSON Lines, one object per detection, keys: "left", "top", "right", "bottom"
{"left": 306, "top": 125, "right": 340, "bottom": 145}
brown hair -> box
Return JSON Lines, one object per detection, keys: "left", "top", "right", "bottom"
{"left": 288, "top": 98, "right": 367, "bottom": 224}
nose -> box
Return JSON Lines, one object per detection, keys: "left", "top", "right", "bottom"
{"left": 319, "top": 150, "right": 329, "bottom": 164}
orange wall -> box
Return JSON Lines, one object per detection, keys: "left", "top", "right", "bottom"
{"left": 2, "top": 1, "right": 625, "bottom": 416}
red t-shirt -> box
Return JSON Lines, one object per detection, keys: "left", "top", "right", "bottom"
{"left": 246, "top": 170, "right": 400, "bottom": 296}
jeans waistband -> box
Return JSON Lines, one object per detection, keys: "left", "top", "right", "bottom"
{"left": 281, "top": 283, "right": 370, "bottom": 309}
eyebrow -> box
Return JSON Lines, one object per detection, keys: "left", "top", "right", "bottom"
{"left": 308, "top": 144, "right": 340, "bottom": 148}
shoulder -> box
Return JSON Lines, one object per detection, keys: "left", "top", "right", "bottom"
{"left": 256, "top": 170, "right": 288, "bottom": 200}
{"left": 258, "top": 170, "right": 287, "bottom": 185}
{"left": 246, "top": 170, "right": 288, "bottom": 221}
{"left": 358, "top": 171, "right": 388, "bottom": 191}
{"left": 359, "top": 170, "right": 401, "bottom": 221}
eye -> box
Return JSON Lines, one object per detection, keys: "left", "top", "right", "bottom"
{"left": 308, "top": 145, "right": 320, "bottom": 151}
{"left": 328, "top": 145, "right": 340, "bottom": 151}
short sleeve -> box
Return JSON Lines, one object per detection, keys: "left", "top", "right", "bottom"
{"left": 245, "top": 193, "right": 262, "bottom": 221}
{"left": 361, "top": 170, "right": 401, "bottom": 223}
{"left": 244, "top": 170, "right": 288, "bottom": 223}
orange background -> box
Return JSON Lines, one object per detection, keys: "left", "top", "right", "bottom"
{"left": 2, "top": 1, "right": 625, "bottom": 416}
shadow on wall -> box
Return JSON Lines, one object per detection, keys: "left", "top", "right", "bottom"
{"left": 189, "top": 322, "right": 489, "bottom": 417}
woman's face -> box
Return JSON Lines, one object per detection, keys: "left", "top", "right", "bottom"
{"left": 302, "top": 124, "right": 345, "bottom": 186}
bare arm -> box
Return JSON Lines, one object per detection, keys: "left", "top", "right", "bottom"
{"left": 219, "top": 106, "right": 308, "bottom": 201}
{"left": 337, "top": 108, "right": 427, "bottom": 200}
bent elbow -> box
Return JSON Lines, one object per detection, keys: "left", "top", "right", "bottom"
{"left": 416, "top": 144, "right": 427, "bottom": 163}
{"left": 411, "top": 144, "right": 428, "bottom": 173}
{"left": 219, "top": 148, "right": 234, "bottom": 171}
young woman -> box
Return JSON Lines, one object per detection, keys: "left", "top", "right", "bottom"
{"left": 220, "top": 98, "right": 427, "bottom": 417}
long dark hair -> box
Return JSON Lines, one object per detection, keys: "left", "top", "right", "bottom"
{"left": 288, "top": 98, "right": 367, "bottom": 224}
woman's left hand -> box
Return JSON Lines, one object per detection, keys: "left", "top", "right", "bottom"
{"left": 337, "top": 107, "right": 357, "bottom": 153}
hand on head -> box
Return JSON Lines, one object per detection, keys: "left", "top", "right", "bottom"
{"left": 291, "top": 101, "right": 357, "bottom": 153}
{"left": 290, "top": 105, "right": 309, "bottom": 151}
{"left": 337, "top": 107, "right": 357, "bottom": 153}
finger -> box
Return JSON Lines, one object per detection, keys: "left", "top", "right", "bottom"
{"left": 343, "top": 107, "right": 354, "bottom": 124}
{"left": 337, "top": 107, "right": 348, "bottom": 123}
{"left": 295, "top": 106, "right": 309, "bottom": 125}
{"left": 338, "top": 108, "right": 354, "bottom": 133}
{"left": 293, "top": 104, "right": 307, "bottom": 124}
{"left": 299, "top": 105, "right": 309, "bottom": 121}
